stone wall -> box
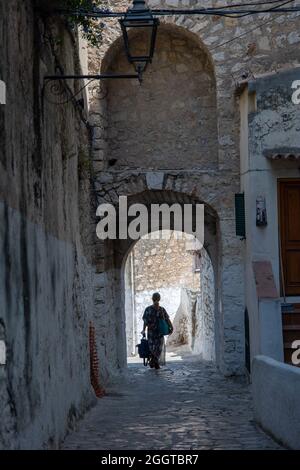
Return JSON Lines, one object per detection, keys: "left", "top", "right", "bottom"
{"left": 0, "top": 0, "right": 97, "bottom": 449}
{"left": 134, "top": 232, "right": 200, "bottom": 292}
{"left": 89, "top": 0, "right": 300, "bottom": 172}
{"left": 105, "top": 26, "right": 217, "bottom": 170}
{"left": 169, "top": 288, "right": 199, "bottom": 350}
{"left": 194, "top": 248, "right": 215, "bottom": 361}
{"left": 168, "top": 247, "right": 215, "bottom": 359}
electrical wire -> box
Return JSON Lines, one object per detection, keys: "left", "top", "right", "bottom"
{"left": 152, "top": 0, "right": 299, "bottom": 17}
{"left": 202, "top": 0, "right": 296, "bottom": 9}
{"left": 185, "top": 0, "right": 299, "bottom": 49}
{"left": 52, "top": 3, "right": 300, "bottom": 19}
{"left": 213, "top": 23, "right": 270, "bottom": 50}
{"left": 152, "top": 8, "right": 300, "bottom": 18}
{"left": 210, "top": 14, "right": 279, "bottom": 50}
{"left": 216, "top": 0, "right": 297, "bottom": 19}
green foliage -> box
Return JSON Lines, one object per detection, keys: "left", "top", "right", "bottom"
{"left": 78, "top": 147, "right": 93, "bottom": 177}
{"left": 60, "top": 0, "right": 107, "bottom": 47}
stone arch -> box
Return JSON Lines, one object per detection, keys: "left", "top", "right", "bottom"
{"left": 100, "top": 22, "right": 216, "bottom": 77}
{"left": 91, "top": 22, "right": 218, "bottom": 172}
{"left": 98, "top": 189, "right": 222, "bottom": 370}
{"left": 93, "top": 168, "right": 245, "bottom": 379}
{"left": 115, "top": 190, "right": 219, "bottom": 272}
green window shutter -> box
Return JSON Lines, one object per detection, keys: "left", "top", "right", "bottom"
{"left": 235, "top": 193, "right": 246, "bottom": 238}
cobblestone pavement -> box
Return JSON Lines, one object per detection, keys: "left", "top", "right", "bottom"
{"left": 62, "top": 355, "right": 283, "bottom": 450}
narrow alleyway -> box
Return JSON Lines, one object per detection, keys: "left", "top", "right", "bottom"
{"left": 62, "top": 355, "right": 283, "bottom": 450}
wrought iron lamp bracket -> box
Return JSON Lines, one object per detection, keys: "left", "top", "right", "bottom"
{"left": 44, "top": 69, "right": 143, "bottom": 94}
{"left": 43, "top": 71, "right": 143, "bottom": 103}
{"left": 44, "top": 72, "right": 143, "bottom": 83}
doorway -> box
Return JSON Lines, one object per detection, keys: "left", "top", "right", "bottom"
{"left": 278, "top": 179, "right": 300, "bottom": 366}
{"left": 124, "top": 230, "right": 215, "bottom": 363}
{"left": 279, "top": 179, "right": 300, "bottom": 296}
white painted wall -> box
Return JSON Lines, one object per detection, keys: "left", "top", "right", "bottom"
{"left": 0, "top": 80, "right": 6, "bottom": 104}
{"left": 125, "top": 253, "right": 136, "bottom": 356}
{"left": 0, "top": 340, "right": 6, "bottom": 365}
{"left": 0, "top": 202, "right": 96, "bottom": 449}
{"left": 257, "top": 300, "right": 284, "bottom": 362}
{"left": 193, "top": 250, "right": 215, "bottom": 361}
{"left": 169, "top": 288, "right": 198, "bottom": 351}
{"left": 252, "top": 355, "right": 300, "bottom": 449}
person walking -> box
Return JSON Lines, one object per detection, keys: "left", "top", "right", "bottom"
{"left": 141, "top": 292, "right": 173, "bottom": 369}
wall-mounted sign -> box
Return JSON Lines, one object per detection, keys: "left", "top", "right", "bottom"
{"left": 256, "top": 195, "right": 267, "bottom": 226}
{"left": 0, "top": 80, "right": 6, "bottom": 104}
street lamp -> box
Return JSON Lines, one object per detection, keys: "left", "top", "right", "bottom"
{"left": 119, "top": 0, "right": 160, "bottom": 74}
{"left": 44, "top": 0, "right": 160, "bottom": 91}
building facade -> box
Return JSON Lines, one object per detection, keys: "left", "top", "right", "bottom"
{"left": 240, "top": 67, "right": 300, "bottom": 368}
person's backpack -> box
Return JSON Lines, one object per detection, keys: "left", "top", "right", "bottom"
{"left": 136, "top": 335, "right": 150, "bottom": 367}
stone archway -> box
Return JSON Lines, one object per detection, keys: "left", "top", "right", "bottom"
{"left": 104, "top": 190, "right": 220, "bottom": 369}
{"left": 91, "top": 21, "right": 245, "bottom": 381}
{"left": 93, "top": 171, "right": 245, "bottom": 379}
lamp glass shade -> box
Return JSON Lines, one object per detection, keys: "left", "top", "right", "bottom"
{"left": 120, "top": 1, "right": 159, "bottom": 72}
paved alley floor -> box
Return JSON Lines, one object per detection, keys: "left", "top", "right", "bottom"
{"left": 62, "top": 355, "right": 283, "bottom": 450}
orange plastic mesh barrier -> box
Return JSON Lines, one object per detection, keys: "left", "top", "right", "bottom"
{"left": 89, "top": 322, "right": 105, "bottom": 398}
